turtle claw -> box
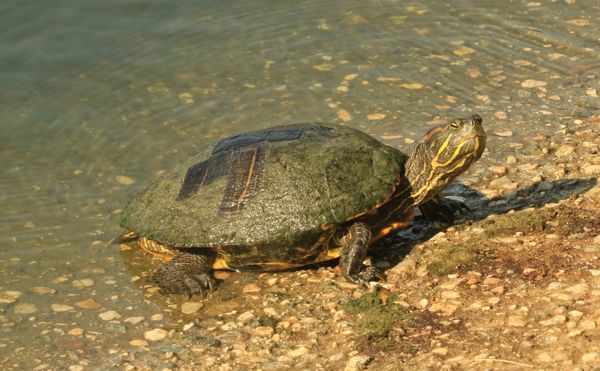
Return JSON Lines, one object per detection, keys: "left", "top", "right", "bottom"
{"left": 356, "top": 266, "right": 386, "bottom": 289}
{"left": 152, "top": 252, "right": 216, "bottom": 298}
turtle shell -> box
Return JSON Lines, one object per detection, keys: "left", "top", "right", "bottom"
{"left": 120, "top": 123, "right": 406, "bottom": 253}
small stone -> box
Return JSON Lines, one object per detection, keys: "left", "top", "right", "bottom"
{"left": 566, "top": 283, "right": 589, "bottom": 295}
{"left": 441, "top": 291, "right": 461, "bottom": 299}
{"left": 52, "top": 304, "right": 74, "bottom": 312}
{"left": 336, "top": 85, "right": 349, "bottom": 93}
{"left": 582, "top": 352, "right": 599, "bottom": 363}
{"left": 253, "top": 326, "right": 274, "bottom": 337}
{"left": 367, "top": 113, "right": 386, "bottom": 120}
{"left": 555, "top": 145, "right": 575, "bottom": 157}
{"left": 237, "top": 311, "right": 255, "bottom": 322}
{"left": 313, "top": 64, "right": 334, "bottom": 71}
{"left": 586, "top": 88, "right": 598, "bottom": 97}
{"left": 144, "top": 328, "right": 168, "bottom": 342}
{"left": 69, "top": 366, "right": 84, "bottom": 371}
{"left": 213, "top": 271, "right": 231, "bottom": 280}
{"left": 432, "top": 347, "right": 448, "bottom": 355}
{"left": 582, "top": 165, "right": 600, "bottom": 176}
{"left": 99, "top": 310, "right": 121, "bottom": 321}
{"left": 0, "top": 290, "right": 22, "bottom": 304}
{"left": 344, "top": 355, "right": 372, "bottom": 371}
{"left": 124, "top": 316, "right": 145, "bottom": 325}
{"left": 506, "top": 155, "right": 518, "bottom": 165}
{"left": 521, "top": 79, "right": 547, "bottom": 88}
{"left": 494, "top": 111, "right": 507, "bottom": 120}
{"left": 493, "top": 130, "right": 513, "bottom": 137}
{"left": 507, "top": 315, "right": 527, "bottom": 327}
{"left": 243, "top": 283, "right": 262, "bottom": 294}
{"left": 491, "top": 286, "right": 505, "bottom": 295}
{"left": 454, "top": 47, "right": 475, "bottom": 57}
{"left": 13, "top": 303, "right": 37, "bottom": 314}
{"left": 344, "top": 74, "right": 359, "bottom": 81}
{"left": 130, "top": 339, "right": 149, "bottom": 347}
{"left": 31, "top": 287, "right": 56, "bottom": 295}
{"left": 115, "top": 175, "right": 136, "bottom": 185}
{"left": 540, "top": 314, "right": 566, "bottom": 326}
{"left": 68, "top": 328, "right": 84, "bottom": 336}
{"left": 489, "top": 177, "right": 518, "bottom": 191}
{"left": 428, "top": 302, "right": 458, "bottom": 316}
{"left": 337, "top": 109, "right": 353, "bottom": 122}
{"left": 329, "top": 353, "right": 345, "bottom": 362}
{"left": 75, "top": 299, "right": 102, "bottom": 309}
{"left": 151, "top": 314, "right": 164, "bottom": 321}
{"left": 568, "top": 310, "right": 584, "bottom": 321}
{"left": 181, "top": 302, "right": 203, "bottom": 314}
{"left": 489, "top": 165, "right": 508, "bottom": 176}
{"left": 400, "top": 83, "right": 423, "bottom": 90}
{"left": 72, "top": 279, "right": 94, "bottom": 288}
{"left": 578, "top": 319, "right": 597, "bottom": 331}
{"left": 536, "top": 351, "right": 554, "bottom": 363}
{"left": 288, "top": 346, "right": 309, "bottom": 358}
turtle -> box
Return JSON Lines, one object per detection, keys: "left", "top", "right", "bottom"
{"left": 119, "top": 114, "right": 486, "bottom": 297}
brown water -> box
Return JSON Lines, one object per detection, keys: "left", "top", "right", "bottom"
{"left": 1, "top": 0, "right": 599, "bottom": 368}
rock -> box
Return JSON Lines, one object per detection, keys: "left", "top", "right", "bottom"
{"left": 428, "top": 302, "right": 458, "bottom": 316}
{"left": 536, "top": 351, "right": 554, "bottom": 363}
{"left": 432, "top": 347, "right": 448, "bottom": 355}
{"left": 68, "top": 328, "right": 84, "bottom": 336}
{"left": 489, "top": 165, "right": 508, "bottom": 176}
{"left": 337, "top": 109, "right": 353, "bottom": 122}
{"left": 555, "top": 145, "right": 575, "bottom": 157}
{"left": 13, "top": 303, "right": 37, "bottom": 314}
{"left": 539, "top": 315, "right": 566, "bottom": 326}
{"left": 454, "top": 47, "right": 475, "bottom": 57}
{"left": 75, "top": 299, "right": 102, "bottom": 309}
{"left": 506, "top": 155, "right": 518, "bottom": 165}
{"left": 144, "top": 328, "right": 168, "bottom": 342}
{"left": 130, "top": 339, "right": 149, "bottom": 347}
{"left": 31, "top": 287, "right": 56, "bottom": 295}
{"left": 115, "top": 175, "right": 136, "bottom": 185}
{"left": 582, "top": 352, "right": 599, "bottom": 363}
{"left": 181, "top": 302, "right": 203, "bottom": 314}
{"left": 441, "top": 291, "right": 461, "bottom": 299}
{"left": 493, "top": 130, "right": 513, "bottom": 137}
{"left": 567, "top": 310, "right": 584, "bottom": 321}
{"left": 566, "top": 283, "right": 589, "bottom": 295}
{"left": 237, "top": 311, "right": 255, "bottom": 322}
{"left": 253, "top": 326, "right": 274, "bottom": 337}
{"left": 578, "top": 319, "right": 597, "bottom": 331}
{"left": 98, "top": 310, "right": 121, "bottom": 321}
{"left": 483, "top": 277, "right": 502, "bottom": 286}
{"left": 329, "top": 353, "right": 345, "bottom": 362}
{"left": 367, "top": 113, "right": 386, "bottom": 120}
{"left": 507, "top": 315, "right": 527, "bottom": 327}
{"left": 72, "top": 279, "right": 95, "bottom": 288}
{"left": 344, "top": 355, "right": 372, "bottom": 371}
{"left": 489, "top": 177, "right": 518, "bottom": 191}
{"left": 521, "top": 79, "right": 547, "bottom": 88}
{"left": 388, "top": 257, "right": 417, "bottom": 279}
{"left": 582, "top": 164, "right": 600, "bottom": 176}
{"left": 0, "top": 290, "right": 22, "bottom": 304}
{"left": 288, "top": 346, "right": 309, "bottom": 358}
{"left": 243, "top": 284, "right": 262, "bottom": 294}
{"left": 151, "top": 313, "right": 164, "bottom": 321}
{"left": 124, "top": 316, "right": 145, "bottom": 325}
{"left": 400, "top": 83, "right": 423, "bottom": 90}
{"left": 52, "top": 304, "right": 74, "bottom": 312}
{"left": 491, "top": 286, "right": 506, "bottom": 295}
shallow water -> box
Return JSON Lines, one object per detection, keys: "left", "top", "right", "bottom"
{"left": 1, "top": 0, "right": 599, "bottom": 367}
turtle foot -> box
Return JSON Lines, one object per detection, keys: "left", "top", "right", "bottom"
{"left": 152, "top": 252, "right": 216, "bottom": 299}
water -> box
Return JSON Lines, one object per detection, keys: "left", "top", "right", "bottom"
{"left": 1, "top": 0, "right": 598, "bottom": 367}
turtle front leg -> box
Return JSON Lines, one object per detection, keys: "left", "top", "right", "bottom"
{"left": 152, "top": 251, "right": 217, "bottom": 299}
{"left": 338, "top": 222, "right": 385, "bottom": 288}
{"left": 419, "top": 194, "right": 470, "bottom": 224}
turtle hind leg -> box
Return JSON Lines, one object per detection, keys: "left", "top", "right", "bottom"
{"left": 338, "top": 222, "right": 385, "bottom": 288}
{"left": 152, "top": 251, "right": 217, "bottom": 299}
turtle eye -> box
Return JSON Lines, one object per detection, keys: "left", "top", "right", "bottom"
{"left": 449, "top": 120, "right": 461, "bottom": 130}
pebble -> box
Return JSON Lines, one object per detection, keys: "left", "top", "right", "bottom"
{"left": 13, "top": 303, "right": 37, "bottom": 314}
{"left": 75, "top": 299, "right": 102, "bottom": 309}
{"left": 428, "top": 302, "right": 458, "bottom": 316}
{"left": 582, "top": 164, "right": 600, "bottom": 175}
{"left": 124, "top": 316, "right": 145, "bottom": 325}
{"left": 521, "top": 79, "right": 547, "bottom": 88}
{"left": 507, "top": 315, "right": 527, "bottom": 327}
{"left": 454, "top": 47, "right": 475, "bottom": 56}
{"left": 253, "top": 326, "right": 275, "bottom": 337}
{"left": 52, "top": 304, "right": 74, "bottom": 312}
{"left": 243, "top": 283, "right": 262, "bottom": 294}
{"left": 555, "top": 145, "right": 575, "bottom": 157}
{"left": 441, "top": 291, "right": 461, "bottom": 299}
{"left": 129, "top": 339, "right": 149, "bottom": 347}
{"left": 578, "top": 319, "right": 597, "bottom": 331}
{"left": 72, "top": 279, "right": 95, "bottom": 288}
{"left": 31, "top": 287, "right": 56, "bottom": 295}
{"left": 401, "top": 83, "right": 423, "bottom": 90}
{"left": 506, "top": 155, "right": 518, "bottom": 165}
{"left": 367, "top": 113, "right": 386, "bottom": 120}
{"left": 0, "top": 290, "right": 22, "bottom": 304}
{"left": 344, "top": 355, "right": 372, "bottom": 371}
{"left": 494, "top": 111, "right": 508, "bottom": 119}
{"left": 115, "top": 175, "right": 136, "bottom": 185}
{"left": 489, "top": 177, "right": 519, "bottom": 191}
{"left": 181, "top": 302, "right": 203, "bottom": 314}
{"left": 237, "top": 311, "right": 255, "bottom": 322}
{"left": 151, "top": 314, "right": 164, "bottom": 321}
{"left": 337, "top": 109, "right": 353, "bottom": 122}
{"left": 431, "top": 347, "right": 448, "bottom": 355}
{"left": 493, "top": 130, "right": 514, "bottom": 137}
{"left": 144, "top": 328, "right": 168, "bottom": 342}
{"left": 288, "top": 346, "right": 309, "bottom": 358}
{"left": 540, "top": 315, "right": 566, "bottom": 326}
{"left": 68, "top": 328, "right": 84, "bottom": 336}
{"left": 582, "top": 352, "right": 599, "bottom": 363}
{"left": 489, "top": 165, "right": 508, "bottom": 176}
{"left": 98, "top": 310, "right": 121, "bottom": 321}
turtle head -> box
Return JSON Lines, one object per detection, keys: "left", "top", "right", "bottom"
{"left": 406, "top": 114, "right": 486, "bottom": 205}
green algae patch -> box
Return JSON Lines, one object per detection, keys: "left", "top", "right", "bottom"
{"left": 343, "top": 289, "right": 412, "bottom": 338}
{"left": 426, "top": 241, "right": 489, "bottom": 276}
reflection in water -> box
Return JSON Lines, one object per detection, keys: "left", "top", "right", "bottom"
{"left": 0, "top": 0, "right": 598, "bottom": 366}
